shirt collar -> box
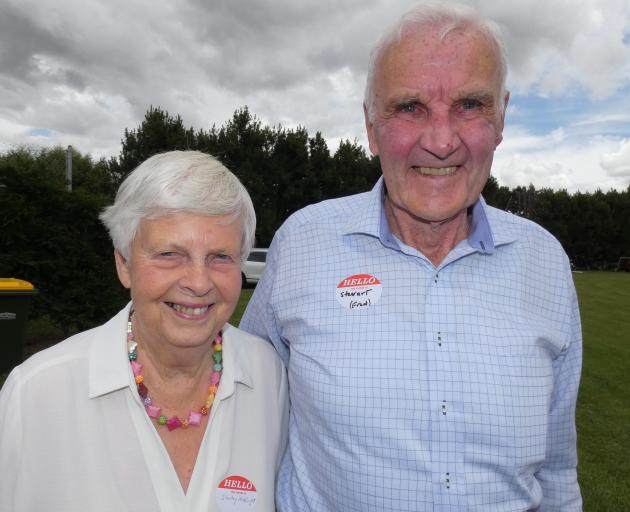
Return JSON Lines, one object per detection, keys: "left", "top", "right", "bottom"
{"left": 215, "top": 324, "right": 254, "bottom": 400}
{"left": 88, "top": 304, "right": 253, "bottom": 400}
{"left": 342, "top": 176, "right": 514, "bottom": 254}
{"left": 88, "top": 302, "right": 133, "bottom": 398}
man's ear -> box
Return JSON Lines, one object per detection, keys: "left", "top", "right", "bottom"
{"left": 364, "top": 103, "right": 380, "bottom": 156}
{"left": 114, "top": 250, "right": 132, "bottom": 289}
{"left": 495, "top": 91, "right": 510, "bottom": 147}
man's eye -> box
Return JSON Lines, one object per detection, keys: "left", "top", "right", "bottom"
{"left": 159, "top": 252, "right": 177, "bottom": 258}
{"left": 459, "top": 99, "right": 483, "bottom": 111}
{"left": 399, "top": 102, "right": 419, "bottom": 113}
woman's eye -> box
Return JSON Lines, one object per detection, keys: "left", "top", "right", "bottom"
{"left": 211, "top": 253, "right": 233, "bottom": 264}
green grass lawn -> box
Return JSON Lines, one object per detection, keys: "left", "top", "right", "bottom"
{"left": 573, "top": 272, "right": 630, "bottom": 511}
{"left": 2, "top": 275, "right": 629, "bottom": 508}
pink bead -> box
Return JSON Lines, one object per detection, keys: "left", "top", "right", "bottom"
{"left": 147, "top": 405, "right": 161, "bottom": 418}
{"left": 211, "top": 372, "right": 221, "bottom": 385}
{"left": 188, "top": 411, "right": 202, "bottom": 426}
{"left": 131, "top": 361, "right": 143, "bottom": 375}
{"left": 166, "top": 417, "right": 182, "bottom": 431}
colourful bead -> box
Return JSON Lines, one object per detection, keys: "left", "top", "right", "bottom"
{"left": 188, "top": 411, "right": 202, "bottom": 426}
{"left": 131, "top": 360, "right": 143, "bottom": 375}
{"left": 127, "top": 316, "right": 223, "bottom": 432}
{"left": 166, "top": 417, "right": 182, "bottom": 431}
{"left": 137, "top": 382, "right": 148, "bottom": 398}
{"left": 147, "top": 405, "right": 161, "bottom": 418}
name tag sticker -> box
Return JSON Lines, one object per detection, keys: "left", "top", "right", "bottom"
{"left": 216, "top": 475, "right": 257, "bottom": 511}
{"left": 336, "top": 274, "right": 382, "bottom": 310}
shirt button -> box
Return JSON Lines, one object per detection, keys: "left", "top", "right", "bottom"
{"left": 443, "top": 472, "right": 451, "bottom": 489}
{"left": 437, "top": 332, "right": 442, "bottom": 346}
{"left": 441, "top": 401, "right": 448, "bottom": 415}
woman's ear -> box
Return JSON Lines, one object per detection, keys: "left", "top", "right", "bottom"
{"left": 114, "top": 250, "right": 132, "bottom": 289}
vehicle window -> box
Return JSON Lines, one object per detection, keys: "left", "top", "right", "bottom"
{"left": 248, "top": 251, "right": 267, "bottom": 263}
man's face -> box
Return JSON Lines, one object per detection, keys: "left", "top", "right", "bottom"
{"left": 365, "top": 27, "right": 508, "bottom": 224}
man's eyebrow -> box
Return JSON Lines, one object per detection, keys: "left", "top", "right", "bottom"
{"left": 454, "top": 90, "right": 495, "bottom": 103}
{"left": 385, "top": 94, "right": 426, "bottom": 108}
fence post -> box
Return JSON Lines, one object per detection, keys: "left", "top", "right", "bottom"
{"left": 66, "top": 145, "right": 72, "bottom": 192}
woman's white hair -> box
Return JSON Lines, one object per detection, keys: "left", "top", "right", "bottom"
{"left": 100, "top": 150, "right": 256, "bottom": 261}
{"left": 364, "top": 1, "right": 508, "bottom": 121}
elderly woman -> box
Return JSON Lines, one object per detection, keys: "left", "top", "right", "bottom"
{"left": 0, "top": 151, "right": 288, "bottom": 511}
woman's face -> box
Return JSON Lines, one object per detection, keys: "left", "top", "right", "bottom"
{"left": 115, "top": 212, "right": 242, "bottom": 352}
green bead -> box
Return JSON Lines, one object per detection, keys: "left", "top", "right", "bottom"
{"left": 158, "top": 415, "right": 167, "bottom": 425}
{"left": 213, "top": 363, "right": 222, "bottom": 372}
{"left": 213, "top": 352, "right": 222, "bottom": 364}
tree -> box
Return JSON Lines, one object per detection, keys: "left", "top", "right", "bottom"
{"left": 115, "top": 106, "right": 196, "bottom": 183}
{"left": 0, "top": 150, "right": 126, "bottom": 334}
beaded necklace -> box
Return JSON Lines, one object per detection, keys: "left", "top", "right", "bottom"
{"left": 127, "top": 315, "right": 223, "bottom": 431}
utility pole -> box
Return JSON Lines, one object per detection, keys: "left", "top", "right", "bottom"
{"left": 66, "top": 145, "right": 72, "bottom": 192}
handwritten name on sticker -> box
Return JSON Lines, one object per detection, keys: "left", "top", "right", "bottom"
{"left": 216, "top": 475, "right": 257, "bottom": 512}
{"left": 336, "top": 274, "right": 382, "bottom": 310}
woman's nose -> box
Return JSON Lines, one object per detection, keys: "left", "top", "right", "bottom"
{"left": 180, "top": 262, "right": 214, "bottom": 296}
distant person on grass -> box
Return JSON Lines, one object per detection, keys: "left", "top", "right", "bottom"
{"left": 240, "top": 2, "right": 582, "bottom": 511}
{"left": 0, "top": 151, "right": 288, "bottom": 511}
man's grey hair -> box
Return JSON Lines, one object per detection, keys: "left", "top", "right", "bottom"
{"left": 100, "top": 150, "right": 256, "bottom": 261}
{"left": 364, "top": 1, "right": 508, "bottom": 121}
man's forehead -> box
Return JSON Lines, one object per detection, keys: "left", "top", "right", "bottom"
{"left": 383, "top": 25, "right": 499, "bottom": 69}
{"left": 375, "top": 28, "right": 503, "bottom": 92}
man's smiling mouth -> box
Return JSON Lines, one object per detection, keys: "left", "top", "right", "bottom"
{"left": 411, "top": 166, "right": 458, "bottom": 176}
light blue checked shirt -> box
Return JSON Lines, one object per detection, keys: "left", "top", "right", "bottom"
{"left": 240, "top": 178, "right": 582, "bottom": 512}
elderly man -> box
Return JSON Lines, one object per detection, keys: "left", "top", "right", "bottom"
{"left": 241, "top": 3, "right": 582, "bottom": 511}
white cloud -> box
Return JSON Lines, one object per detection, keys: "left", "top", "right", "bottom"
{"left": 0, "top": 0, "right": 628, "bottom": 191}
{"left": 494, "top": 128, "right": 630, "bottom": 192}
{"left": 601, "top": 139, "right": 630, "bottom": 177}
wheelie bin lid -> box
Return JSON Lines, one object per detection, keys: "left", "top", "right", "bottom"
{"left": 0, "top": 278, "right": 35, "bottom": 291}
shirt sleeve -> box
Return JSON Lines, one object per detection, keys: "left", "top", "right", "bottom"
{"left": 536, "top": 266, "right": 583, "bottom": 511}
{"left": 0, "top": 369, "right": 23, "bottom": 512}
{"left": 240, "top": 229, "right": 289, "bottom": 367}
{"left": 276, "top": 355, "right": 290, "bottom": 474}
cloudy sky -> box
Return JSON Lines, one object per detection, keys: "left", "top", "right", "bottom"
{"left": 1, "top": 0, "right": 629, "bottom": 192}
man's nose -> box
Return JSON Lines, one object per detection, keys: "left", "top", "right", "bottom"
{"left": 419, "top": 112, "right": 460, "bottom": 160}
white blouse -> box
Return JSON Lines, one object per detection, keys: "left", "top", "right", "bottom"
{"left": 0, "top": 304, "right": 288, "bottom": 512}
